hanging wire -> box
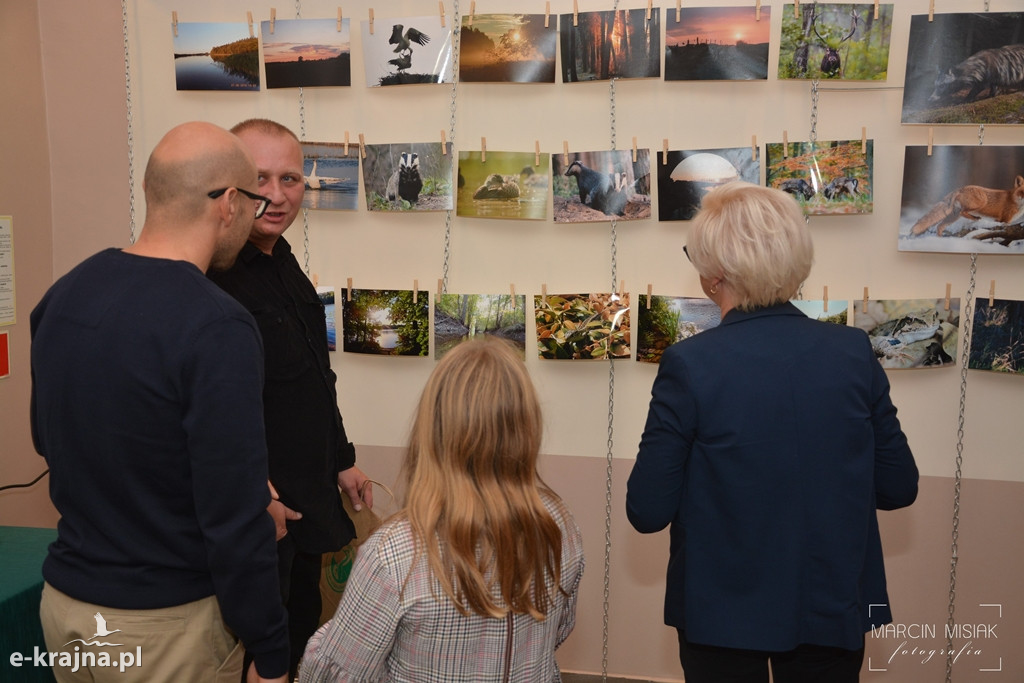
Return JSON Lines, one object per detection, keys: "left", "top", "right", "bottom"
{"left": 439, "top": 1, "right": 461, "bottom": 296}
{"left": 120, "top": 0, "right": 138, "bottom": 243}
{"left": 977, "top": 124, "right": 985, "bottom": 146}
{"left": 809, "top": 79, "right": 820, "bottom": 143}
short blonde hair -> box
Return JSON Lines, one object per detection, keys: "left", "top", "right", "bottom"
{"left": 688, "top": 181, "right": 813, "bottom": 310}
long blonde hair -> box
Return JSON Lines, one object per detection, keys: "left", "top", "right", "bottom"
{"left": 402, "top": 337, "right": 563, "bottom": 620}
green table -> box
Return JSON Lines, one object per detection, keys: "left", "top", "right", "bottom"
{"left": 0, "top": 526, "right": 57, "bottom": 682}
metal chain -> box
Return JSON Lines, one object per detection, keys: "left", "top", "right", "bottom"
{"left": 978, "top": 124, "right": 985, "bottom": 146}
{"left": 441, "top": 0, "right": 461, "bottom": 296}
{"left": 809, "top": 79, "right": 820, "bottom": 144}
{"left": 945, "top": 253, "right": 976, "bottom": 683}
{"left": 121, "top": 0, "right": 137, "bottom": 243}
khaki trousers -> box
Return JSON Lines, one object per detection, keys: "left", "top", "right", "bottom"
{"left": 39, "top": 582, "right": 244, "bottom": 683}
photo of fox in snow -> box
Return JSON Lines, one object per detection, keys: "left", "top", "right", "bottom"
{"left": 902, "top": 12, "right": 1024, "bottom": 125}
{"left": 899, "top": 145, "right": 1024, "bottom": 254}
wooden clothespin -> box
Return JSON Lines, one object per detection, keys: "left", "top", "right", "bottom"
{"left": 646, "top": 0, "right": 652, "bottom": 21}
{"left": 783, "top": 130, "right": 789, "bottom": 159}
{"left": 989, "top": 280, "right": 996, "bottom": 306}
{"left": 541, "top": 283, "right": 548, "bottom": 305}
{"left": 481, "top": 137, "right": 487, "bottom": 163}
{"left": 662, "top": 139, "right": 669, "bottom": 165}
{"left": 344, "top": 131, "right": 350, "bottom": 157}
{"left": 347, "top": 278, "right": 353, "bottom": 301}
{"left": 337, "top": 8, "right": 344, "bottom": 32}
{"left": 441, "top": 130, "right": 448, "bottom": 155}
{"left": 794, "top": 1, "right": 800, "bottom": 18}
{"left": 647, "top": 284, "right": 653, "bottom": 309}
{"left": 511, "top": 284, "right": 517, "bottom": 309}
{"left": 468, "top": 1, "right": 475, "bottom": 27}
{"left": 823, "top": 286, "right": 829, "bottom": 312}
{"left": 535, "top": 141, "right": 541, "bottom": 167}
{"left": 676, "top": 0, "right": 682, "bottom": 23}
{"left": 861, "top": 287, "right": 869, "bottom": 314}
{"left": 369, "top": 8, "right": 374, "bottom": 35}
{"left": 358, "top": 133, "right": 366, "bottom": 159}
{"left": 437, "top": 279, "right": 443, "bottom": 297}
{"left": 573, "top": 0, "right": 579, "bottom": 27}
{"left": 927, "top": 128, "right": 934, "bottom": 156}
{"left": 312, "top": 273, "right": 319, "bottom": 288}
{"left": 563, "top": 141, "right": 570, "bottom": 166}
{"left": 944, "top": 283, "right": 951, "bottom": 311}
{"left": 247, "top": 11, "right": 254, "bottom": 38}
{"left": 439, "top": 2, "right": 446, "bottom": 28}
{"left": 413, "top": 280, "right": 419, "bottom": 304}
{"left": 861, "top": 127, "right": 867, "bottom": 154}
{"left": 928, "top": 0, "right": 934, "bottom": 22}
{"left": 756, "top": 0, "right": 762, "bottom": 22}
{"left": 751, "top": 135, "right": 758, "bottom": 161}
{"left": 873, "top": 0, "right": 879, "bottom": 20}
{"left": 270, "top": 8, "right": 276, "bottom": 34}
{"left": 545, "top": 2, "right": 551, "bottom": 28}
{"left": 632, "top": 137, "right": 638, "bottom": 163}
{"left": 171, "top": 11, "right": 178, "bottom": 37}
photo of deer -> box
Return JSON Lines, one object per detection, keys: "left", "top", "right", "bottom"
{"left": 777, "top": 3, "right": 893, "bottom": 80}
{"left": 901, "top": 12, "right": 1024, "bottom": 125}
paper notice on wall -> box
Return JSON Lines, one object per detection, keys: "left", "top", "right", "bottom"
{"left": 0, "top": 216, "right": 15, "bottom": 326}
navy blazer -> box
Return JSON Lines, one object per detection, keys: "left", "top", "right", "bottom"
{"left": 626, "top": 302, "right": 918, "bottom": 652}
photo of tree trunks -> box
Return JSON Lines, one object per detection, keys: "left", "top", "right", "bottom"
{"left": 560, "top": 9, "right": 661, "bottom": 81}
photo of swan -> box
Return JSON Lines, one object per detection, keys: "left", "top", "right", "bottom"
{"left": 300, "top": 141, "right": 360, "bottom": 211}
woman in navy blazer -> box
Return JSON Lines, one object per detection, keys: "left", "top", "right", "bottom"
{"left": 626, "top": 181, "right": 918, "bottom": 683}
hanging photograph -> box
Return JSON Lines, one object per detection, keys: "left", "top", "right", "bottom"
{"left": 459, "top": 13, "right": 558, "bottom": 83}
{"left": 301, "top": 142, "right": 360, "bottom": 211}
{"left": 362, "top": 142, "right": 454, "bottom": 212}
{"left": 434, "top": 293, "right": 527, "bottom": 360}
{"left": 765, "top": 139, "right": 873, "bottom": 215}
{"left": 635, "top": 295, "right": 721, "bottom": 364}
{"left": 172, "top": 22, "right": 259, "bottom": 90}
{"left": 899, "top": 145, "right": 1024, "bottom": 254}
{"left": 792, "top": 299, "right": 849, "bottom": 325}
{"left": 901, "top": 12, "right": 1024, "bottom": 125}
{"left": 317, "top": 286, "right": 337, "bottom": 351}
{"left": 777, "top": 3, "right": 893, "bottom": 80}
{"left": 853, "top": 298, "right": 959, "bottom": 370}
{"left": 969, "top": 298, "right": 1024, "bottom": 376}
{"left": 560, "top": 8, "right": 661, "bottom": 81}
{"left": 552, "top": 150, "right": 652, "bottom": 223}
{"left": 360, "top": 15, "right": 453, "bottom": 86}
{"left": 535, "top": 293, "right": 631, "bottom": 360}
{"left": 457, "top": 151, "right": 549, "bottom": 221}
{"left": 658, "top": 148, "right": 759, "bottom": 221}
{"left": 261, "top": 18, "right": 351, "bottom": 88}
{"left": 341, "top": 288, "right": 429, "bottom": 356}
{"left": 665, "top": 5, "right": 770, "bottom": 81}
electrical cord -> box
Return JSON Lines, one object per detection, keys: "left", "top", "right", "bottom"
{"left": 0, "top": 469, "right": 49, "bottom": 492}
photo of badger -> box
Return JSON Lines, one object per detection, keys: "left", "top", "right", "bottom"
{"left": 765, "top": 139, "right": 873, "bottom": 216}
{"left": 551, "top": 150, "right": 652, "bottom": 223}
{"left": 902, "top": 12, "right": 1024, "bottom": 125}
{"left": 361, "top": 142, "right": 454, "bottom": 212}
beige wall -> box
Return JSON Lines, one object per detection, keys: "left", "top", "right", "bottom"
{"left": 2, "top": 0, "right": 1021, "bottom": 680}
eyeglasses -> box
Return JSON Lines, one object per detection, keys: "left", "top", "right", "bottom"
{"left": 207, "top": 187, "right": 271, "bottom": 219}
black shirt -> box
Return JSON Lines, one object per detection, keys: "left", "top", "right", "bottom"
{"left": 210, "top": 238, "right": 356, "bottom": 553}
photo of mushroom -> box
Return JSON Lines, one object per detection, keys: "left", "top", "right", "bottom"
{"left": 765, "top": 139, "right": 873, "bottom": 215}
{"left": 261, "top": 18, "right": 351, "bottom": 88}
{"left": 665, "top": 6, "right": 770, "bottom": 81}
{"left": 899, "top": 145, "right": 1024, "bottom": 254}
{"left": 301, "top": 142, "right": 360, "bottom": 211}
{"left": 342, "top": 288, "right": 429, "bottom": 356}
{"left": 658, "top": 147, "right": 760, "bottom": 221}
{"left": 457, "top": 151, "right": 549, "bottom": 220}
{"left": 852, "top": 298, "right": 959, "bottom": 370}
{"left": 560, "top": 8, "right": 661, "bottom": 81}
{"left": 460, "top": 13, "right": 558, "bottom": 83}
{"left": 552, "top": 150, "right": 652, "bottom": 223}
{"left": 360, "top": 15, "right": 452, "bottom": 86}
{"left": 173, "top": 22, "right": 259, "bottom": 91}
{"left": 901, "top": 13, "right": 1024, "bottom": 125}
{"left": 317, "top": 287, "right": 336, "bottom": 351}
{"left": 535, "top": 292, "right": 630, "bottom": 360}
{"left": 778, "top": 3, "right": 893, "bottom": 80}
{"left": 636, "top": 295, "right": 721, "bottom": 364}
{"left": 792, "top": 299, "right": 849, "bottom": 325}
{"left": 434, "top": 293, "right": 527, "bottom": 360}
{"left": 361, "top": 142, "right": 454, "bottom": 212}
{"left": 969, "top": 298, "right": 1024, "bottom": 376}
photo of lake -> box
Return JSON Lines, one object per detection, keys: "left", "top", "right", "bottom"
{"left": 301, "top": 142, "right": 360, "bottom": 211}
{"left": 262, "top": 18, "right": 351, "bottom": 88}
{"left": 173, "top": 22, "right": 259, "bottom": 91}
{"left": 342, "top": 288, "right": 429, "bottom": 357}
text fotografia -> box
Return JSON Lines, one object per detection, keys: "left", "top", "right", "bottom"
{"left": 870, "top": 622, "right": 1000, "bottom": 669}
{"left": 10, "top": 646, "right": 142, "bottom": 673}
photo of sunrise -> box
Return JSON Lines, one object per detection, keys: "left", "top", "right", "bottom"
{"left": 665, "top": 6, "right": 770, "bottom": 80}
{"left": 261, "top": 18, "right": 351, "bottom": 88}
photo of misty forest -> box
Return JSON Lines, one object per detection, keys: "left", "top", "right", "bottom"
{"left": 459, "top": 14, "right": 557, "bottom": 83}
{"left": 899, "top": 145, "right": 1024, "bottom": 254}
{"left": 665, "top": 6, "right": 770, "bottom": 81}
{"left": 853, "top": 298, "right": 960, "bottom": 370}
{"left": 361, "top": 16, "right": 452, "bottom": 86}
{"left": 457, "top": 151, "right": 550, "bottom": 220}
{"left": 362, "top": 142, "right": 454, "bottom": 212}
{"left": 969, "top": 298, "right": 1024, "bottom": 376}
{"left": 766, "top": 139, "right": 873, "bottom": 216}
{"left": 778, "top": 3, "right": 893, "bottom": 80}
{"left": 658, "top": 148, "right": 760, "bottom": 221}
{"left": 342, "top": 289, "right": 429, "bottom": 356}
{"left": 434, "top": 294, "right": 527, "bottom": 360}
{"left": 552, "top": 150, "right": 652, "bottom": 223}
{"left": 173, "top": 22, "right": 259, "bottom": 91}
{"left": 902, "top": 12, "right": 1024, "bottom": 125}
{"left": 636, "top": 295, "right": 721, "bottom": 364}
{"left": 535, "top": 293, "right": 630, "bottom": 360}
{"left": 261, "top": 18, "right": 351, "bottom": 88}
{"left": 560, "top": 9, "right": 661, "bottom": 81}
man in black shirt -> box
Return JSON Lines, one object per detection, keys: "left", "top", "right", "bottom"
{"left": 209, "top": 118, "right": 372, "bottom": 680}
